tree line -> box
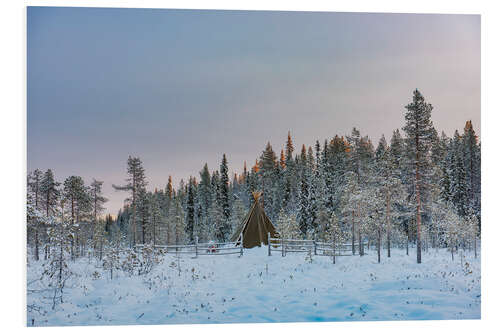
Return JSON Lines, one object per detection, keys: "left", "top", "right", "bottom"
{"left": 27, "top": 89, "right": 481, "bottom": 265}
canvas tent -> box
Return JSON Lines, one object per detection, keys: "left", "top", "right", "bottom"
{"left": 230, "top": 192, "right": 279, "bottom": 248}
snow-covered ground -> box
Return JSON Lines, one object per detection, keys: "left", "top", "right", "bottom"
{"left": 26, "top": 246, "right": 481, "bottom": 326}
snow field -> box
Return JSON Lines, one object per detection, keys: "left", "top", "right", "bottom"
{"left": 27, "top": 246, "right": 480, "bottom": 326}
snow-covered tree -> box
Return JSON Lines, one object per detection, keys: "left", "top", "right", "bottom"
{"left": 27, "top": 169, "right": 44, "bottom": 261}
{"left": 230, "top": 198, "right": 247, "bottom": 236}
{"left": 185, "top": 178, "right": 196, "bottom": 243}
{"left": 403, "top": 89, "right": 434, "bottom": 264}
{"left": 112, "top": 156, "right": 147, "bottom": 246}
{"left": 40, "top": 169, "right": 60, "bottom": 218}
{"left": 275, "top": 209, "right": 301, "bottom": 239}
{"left": 43, "top": 199, "right": 72, "bottom": 310}
{"left": 89, "top": 179, "right": 107, "bottom": 247}
{"left": 149, "top": 189, "right": 163, "bottom": 246}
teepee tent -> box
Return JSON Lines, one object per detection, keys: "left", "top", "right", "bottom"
{"left": 230, "top": 192, "right": 279, "bottom": 248}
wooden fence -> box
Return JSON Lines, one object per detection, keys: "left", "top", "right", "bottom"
{"left": 133, "top": 232, "right": 367, "bottom": 263}
{"left": 267, "top": 233, "right": 367, "bottom": 263}
{"left": 134, "top": 234, "right": 243, "bottom": 258}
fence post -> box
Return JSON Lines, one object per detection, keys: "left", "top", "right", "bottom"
{"left": 332, "top": 238, "right": 336, "bottom": 264}
{"left": 281, "top": 236, "right": 285, "bottom": 257}
{"left": 313, "top": 240, "right": 317, "bottom": 256}
{"left": 240, "top": 232, "right": 243, "bottom": 257}
{"left": 268, "top": 232, "right": 271, "bottom": 256}
{"left": 195, "top": 236, "right": 198, "bottom": 258}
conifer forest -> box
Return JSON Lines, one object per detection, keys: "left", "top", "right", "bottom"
{"left": 26, "top": 89, "right": 481, "bottom": 325}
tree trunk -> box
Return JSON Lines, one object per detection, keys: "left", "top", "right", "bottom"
{"left": 386, "top": 191, "right": 391, "bottom": 258}
{"left": 377, "top": 226, "right": 381, "bottom": 263}
{"left": 99, "top": 240, "right": 103, "bottom": 261}
{"left": 474, "top": 236, "right": 477, "bottom": 259}
{"left": 358, "top": 230, "right": 363, "bottom": 256}
{"left": 46, "top": 190, "right": 50, "bottom": 218}
{"left": 415, "top": 136, "right": 422, "bottom": 264}
{"left": 351, "top": 211, "right": 355, "bottom": 255}
{"left": 34, "top": 228, "right": 39, "bottom": 261}
{"left": 166, "top": 220, "right": 170, "bottom": 247}
{"left": 132, "top": 176, "right": 136, "bottom": 247}
{"left": 332, "top": 235, "right": 336, "bottom": 264}
{"left": 406, "top": 234, "right": 409, "bottom": 256}
{"left": 153, "top": 216, "right": 156, "bottom": 246}
{"left": 142, "top": 216, "right": 146, "bottom": 245}
{"left": 59, "top": 228, "right": 63, "bottom": 285}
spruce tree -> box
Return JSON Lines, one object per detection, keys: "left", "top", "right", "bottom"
{"left": 283, "top": 132, "right": 296, "bottom": 211}
{"left": 402, "top": 89, "right": 434, "bottom": 264}
{"left": 89, "top": 179, "right": 107, "bottom": 250}
{"left": 259, "top": 142, "right": 277, "bottom": 213}
{"left": 40, "top": 169, "right": 60, "bottom": 218}
{"left": 136, "top": 187, "right": 150, "bottom": 245}
{"left": 462, "top": 120, "right": 481, "bottom": 225}
{"left": 149, "top": 189, "right": 162, "bottom": 246}
{"left": 449, "top": 131, "right": 469, "bottom": 217}
{"left": 27, "top": 169, "right": 44, "bottom": 260}
{"left": 185, "top": 178, "right": 196, "bottom": 243}
{"left": 198, "top": 164, "right": 213, "bottom": 241}
{"left": 219, "top": 154, "right": 231, "bottom": 240}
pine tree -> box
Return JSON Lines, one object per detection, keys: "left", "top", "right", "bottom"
{"left": 375, "top": 135, "right": 387, "bottom": 162}
{"left": 197, "top": 164, "right": 213, "bottom": 242}
{"left": 102, "top": 225, "right": 121, "bottom": 280}
{"left": 462, "top": 120, "right": 481, "bottom": 225}
{"left": 185, "top": 178, "right": 196, "bottom": 243}
{"left": 136, "top": 188, "right": 150, "bottom": 245}
{"left": 327, "top": 213, "right": 344, "bottom": 262}
{"left": 402, "top": 89, "right": 434, "bottom": 264}
{"left": 40, "top": 169, "right": 60, "bottom": 218}
{"left": 149, "top": 189, "right": 163, "bottom": 246}
{"left": 113, "top": 156, "right": 147, "bottom": 246}
{"left": 43, "top": 198, "right": 72, "bottom": 310}
{"left": 27, "top": 169, "right": 44, "bottom": 261}
{"left": 283, "top": 132, "right": 296, "bottom": 211}
{"left": 376, "top": 135, "right": 408, "bottom": 257}
{"left": 219, "top": 154, "right": 231, "bottom": 240}
{"left": 297, "top": 144, "right": 314, "bottom": 236}
{"left": 89, "top": 179, "right": 107, "bottom": 252}
{"left": 259, "top": 142, "right": 278, "bottom": 213}
{"left": 93, "top": 216, "right": 108, "bottom": 261}
{"left": 450, "top": 130, "right": 468, "bottom": 216}
{"left": 439, "top": 132, "right": 453, "bottom": 203}
{"left": 163, "top": 176, "right": 174, "bottom": 244}
{"left": 39, "top": 169, "right": 60, "bottom": 259}
{"left": 172, "top": 195, "right": 186, "bottom": 245}
{"left": 341, "top": 171, "right": 362, "bottom": 255}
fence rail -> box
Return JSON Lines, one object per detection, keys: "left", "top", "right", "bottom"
{"left": 267, "top": 233, "right": 367, "bottom": 263}
{"left": 133, "top": 234, "right": 244, "bottom": 258}
{"left": 131, "top": 232, "right": 367, "bottom": 263}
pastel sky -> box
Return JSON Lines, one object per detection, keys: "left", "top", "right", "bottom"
{"left": 27, "top": 7, "right": 480, "bottom": 215}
